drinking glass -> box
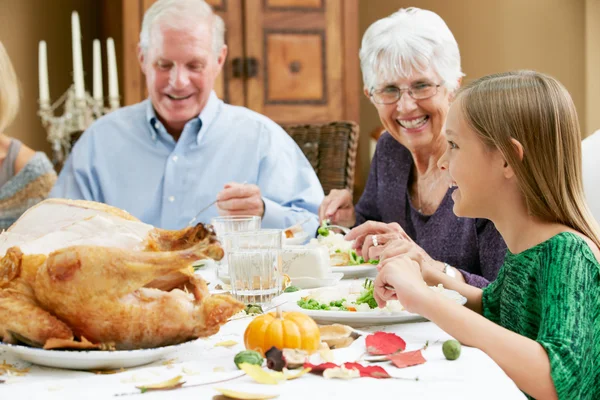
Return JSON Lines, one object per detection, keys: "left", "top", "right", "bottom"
{"left": 222, "top": 229, "right": 283, "bottom": 304}
{"left": 210, "top": 215, "right": 261, "bottom": 279}
{"left": 210, "top": 215, "right": 262, "bottom": 237}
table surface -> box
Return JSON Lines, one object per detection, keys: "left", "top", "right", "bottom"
{"left": 0, "top": 265, "right": 526, "bottom": 400}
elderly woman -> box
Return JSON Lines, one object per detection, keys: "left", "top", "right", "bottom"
{"left": 0, "top": 42, "right": 56, "bottom": 229}
{"left": 318, "top": 8, "right": 505, "bottom": 287}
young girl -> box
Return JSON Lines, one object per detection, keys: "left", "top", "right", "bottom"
{"left": 374, "top": 70, "right": 600, "bottom": 400}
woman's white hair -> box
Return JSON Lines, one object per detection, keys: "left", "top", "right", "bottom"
{"left": 360, "top": 7, "right": 464, "bottom": 92}
{"left": 139, "top": 0, "right": 225, "bottom": 56}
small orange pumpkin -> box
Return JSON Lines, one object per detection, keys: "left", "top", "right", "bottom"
{"left": 244, "top": 308, "right": 320, "bottom": 356}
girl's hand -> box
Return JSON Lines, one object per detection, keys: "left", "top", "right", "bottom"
{"left": 373, "top": 255, "right": 431, "bottom": 314}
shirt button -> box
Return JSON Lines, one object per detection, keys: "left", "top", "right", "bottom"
{"left": 168, "top": 196, "right": 175, "bottom": 202}
{"left": 172, "top": 155, "right": 178, "bottom": 162}
{"left": 154, "top": 122, "right": 159, "bottom": 129}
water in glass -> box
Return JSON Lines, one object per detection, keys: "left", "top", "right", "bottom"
{"left": 224, "top": 229, "right": 282, "bottom": 304}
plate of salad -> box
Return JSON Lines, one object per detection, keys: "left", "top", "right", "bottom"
{"left": 310, "top": 222, "right": 379, "bottom": 278}
{"left": 279, "top": 279, "right": 467, "bottom": 326}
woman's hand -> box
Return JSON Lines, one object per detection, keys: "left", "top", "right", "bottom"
{"left": 378, "top": 239, "right": 445, "bottom": 272}
{"left": 345, "top": 221, "right": 410, "bottom": 258}
{"left": 318, "top": 189, "right": 356, "bottom": 227}
{"left": 373, "top": 255, "right": 432, "bottom": 314}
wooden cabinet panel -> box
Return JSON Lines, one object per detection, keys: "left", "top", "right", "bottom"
{"left": 265, "top": 32, "right": 324, "bottom": 102}
{"left": 121, "top": 0, "right": 144, "bottom": 106}
{"left": 266, "top": 0, "right": 323, "bottom": 9}
{"left": 245, "top": 0, "right": 343, "bottom": 124}
{"left": 216, "top": 0, "right": 244, "bottom": 105}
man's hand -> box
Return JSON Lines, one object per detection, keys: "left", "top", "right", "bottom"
{"left": 216, "top": 182, "right": 264, "bottom": 217}
{"left": 318, "top": 189, "right": 355, "bottom": 227}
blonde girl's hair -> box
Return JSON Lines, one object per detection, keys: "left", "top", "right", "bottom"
{"left": 457, "top": 70, "right": 600, "bottom": 248}
{"left": 0, "top": 41, "right": 20, "bottom": 133}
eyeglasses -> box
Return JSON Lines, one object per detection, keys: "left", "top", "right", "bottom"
{"left": 370, "top": 83, "right": 442, "bottom": 104}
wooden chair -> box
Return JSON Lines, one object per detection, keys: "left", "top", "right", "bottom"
{"left": 281, "top": 121, "right": 359, "bottom": 195}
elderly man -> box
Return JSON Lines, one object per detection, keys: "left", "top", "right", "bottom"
{"left": 51, "top": 0, "right": 323, "bottom": 231}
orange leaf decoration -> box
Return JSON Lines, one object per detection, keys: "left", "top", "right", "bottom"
{"left": 365, "top": 332, "right": 406, "bottom": 355}
{"left": 387, "top": 350, "right": 427, "bottom": 369}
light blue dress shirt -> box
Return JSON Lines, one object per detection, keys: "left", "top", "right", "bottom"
{"left": 51, "top": 92, "right": 324, "bottom": 232}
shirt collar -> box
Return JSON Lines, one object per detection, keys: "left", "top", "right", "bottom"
{"left": 145, "top": 91, "right": 220, "bottom": 145}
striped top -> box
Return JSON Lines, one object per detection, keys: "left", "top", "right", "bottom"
{"left": 482, "top": 232, "right": 600, "bottom": 399}
{"left": 0, "top": 141, "right": 56, "bottom": 229}
{"left": 0, "top": 138, "right": 21, "bottom": 187}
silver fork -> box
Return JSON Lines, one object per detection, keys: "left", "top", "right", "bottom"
{"left": 322, "top": 223, "right": 351, "bottom": 235}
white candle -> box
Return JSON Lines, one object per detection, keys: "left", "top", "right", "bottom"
{"left": 38, "top": 41, "right": 50, "bottom": 107}
{"left": 71, "top": 11, "right": 85, "bottom": 100}
{"left": 92, "top": 39, "right": 103, "bottom": 101}
{"left": 107, "top": 38, "right": 119, "bottom": 105}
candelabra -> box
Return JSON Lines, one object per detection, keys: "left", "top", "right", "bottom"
{"left": 38, "top": 12, "right": 120, "bottom": 168}
{"left": 38, "top": 87, "right": 119, "bottom": 167}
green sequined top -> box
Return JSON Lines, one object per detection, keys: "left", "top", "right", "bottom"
{"left": 482, "top": 232, "right": 600, "bottom": 400}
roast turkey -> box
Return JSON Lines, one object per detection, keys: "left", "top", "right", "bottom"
{"left": 0, "top": 199, "right": 243, "bottom": 350}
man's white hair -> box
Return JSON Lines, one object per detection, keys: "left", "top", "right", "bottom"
{"left": 359, "top": 7, "right": 464, "bottom": 92}
{"left": 139, "top": 0, "right": 225, "bottom": 56}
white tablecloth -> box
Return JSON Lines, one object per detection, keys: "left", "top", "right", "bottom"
{"left": 0, "top": 266, "right": 526, "bottom": 400}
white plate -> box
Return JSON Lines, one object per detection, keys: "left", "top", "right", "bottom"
{"left": 279, "top": 289, "right": 467, "bottom": 327}
{"left": 290, "top": 272, "right": 343, "bottom": 289}
{"left": 0, "top": 339, "right": 197, "bottom": 370}
{"left": 284, "top": 232, "right": 310, "bottom": 245}
{"left": 331, "top": 264, "right": 378, "bottom": 278}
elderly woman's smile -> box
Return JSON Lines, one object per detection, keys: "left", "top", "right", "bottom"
{"left": 372, "top": 71, "right": 451, "bottom": 150}
{"left": 397, "top": 115, "right": 429, "bottom": 130}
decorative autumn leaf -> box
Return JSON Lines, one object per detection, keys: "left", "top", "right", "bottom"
{"left": 0, "top": 361, "right": 29, "bottom": 376}
{"left": 182, "top": 366, "right": 202, "bottom": 376}
{"left": 136, "top": 375, "right": 185, "bottom": 393}
{"left": 240, "top": 363, "right": 310, "bottom": 384}
{"left": 303, "top": 362, "right": 390, "bottom": 379}
{"left": 90, "top": 367, "right": 126, "bottom": 375}
{"left": 239, "top": 363, "right": 285, "bottom": 385}
{"left": 365, "top": 332, "right": 406, "bottom": 355}
{"left": 214, "top": 388, "right": 279, "bottom": 399}
{"left": 318, "top": 342, "right": 334, "bottom": 362}
{"left": 323, "top": 366, "right": 360, "bottom": 380}
{"left": 283, "top": 368, "right": 311, "bottom": 380}
{"left": 388, "top": 350, "right": 427, "bottom": 369}
{"left": 303, "top": 362, "right": 338, "bottom": 373}
{"left": 265, "top": 347, "right": 285, "bottom": 371}
{"left": 162, "top": 358, "right": 177, "bottom": 368}
{"left": 215, "top": 340, "right": 238, "bottom": 348}
{"left": 343, "top": 362, "right": 391, "bottom": 379}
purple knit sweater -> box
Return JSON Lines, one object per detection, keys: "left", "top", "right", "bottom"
{"left": 355, "top": 133, "right": 507, "bottom": 288}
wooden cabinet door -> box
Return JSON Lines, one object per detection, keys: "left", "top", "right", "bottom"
{"left": 244, "top": 0, "right": 344, "bottom": 124}
{"left": 120, "top": 0, "right": 244, "bottom": 106}
{"left": 205, "top": 0, "right": 245, "bottom": 105}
